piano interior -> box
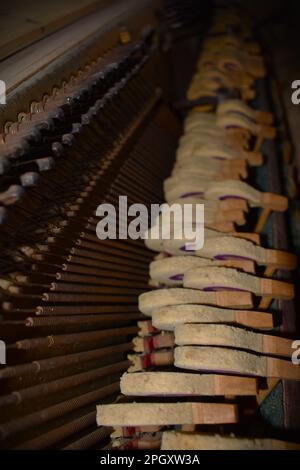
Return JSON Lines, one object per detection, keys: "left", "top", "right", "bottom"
{"left": 0, "top": 0, "right": 300, "bottom": 451}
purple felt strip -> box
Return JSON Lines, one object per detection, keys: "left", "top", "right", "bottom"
{"left": 214, "top": 254, "right": 253, "bottom": 261}
{"left": 202, "top": 286, "right": 247, "bottom": 292}
{"left": 181, "top": 192, "right": 204, "bottom": 197}
{"left": 219, "top": 195, "right": 247, "bottom": 200}
{"left": 169, "top": 274, "right": 184, "bottom": 281}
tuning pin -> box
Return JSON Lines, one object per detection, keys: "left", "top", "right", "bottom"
{"left": 20, "top": 172, "right": 40, "bottom": 187}
{"left": 0, "top": 139, "right": 31, "bottom": 160}
{"left": 0, "top": 156, "right": 11, "bottom": 175}
{"left": 0, "top": 185, "right": 26, "bottom": 206}
{"left": 0, "top": 206, "right": 8, "bottom": 224}
{"left": 12, "top": 156, "right": 55, "bottom": 175}
{"left": 51, "top": 141, "right": 65, "bottom": 157}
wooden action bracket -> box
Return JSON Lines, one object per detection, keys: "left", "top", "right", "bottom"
{"left": 259, "top": 266, "right": 276, "bottom": 310}
{"left": 255, "top": 193, "right": 288, "bottom": 233}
